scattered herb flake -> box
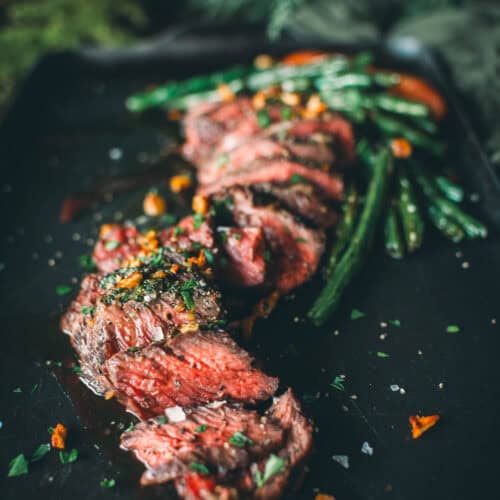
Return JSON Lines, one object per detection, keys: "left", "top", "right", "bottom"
{"left": 31, "top": 443, "right": 50, "bottom": 462}
{"left": 229, "top": 431, "right": 254, "bottom": 448}
{"left": 104, "top": 240, "right": 120, "bottom": 251}
{"left": 254, "top": 454, "right": 285, "bottom": 488}
{"left": 47, "top": 427, "right": 55, "bottom": 435}
{"left": 8, "top": 454, "right": 29, "bottom": 477}
{"left": 124, "top": 422, "right": 136, "bottom": 433}
{"left": 203, "top": 249, "right": 214, "bottom": 265}
{"left": 216, "top": 154, "right": 229, "bottom": 168}
{"left": 56, "top": 285, "right": 72, "bottom": 296}
{"left": 80, "top": 306, "right": 95, "bottom": 316}
{"left": 189, "top": 462, "right": 210, "bottom": 475}
{"left": 233, "top": 232, "right": 241, "bottom": 240}
{"left": 59, "top": 449, "right": 78, "bottom": 464}
{"left": 193, "top": 213, "right": 204, "bottom": 229}
{"left": 79, "top": 254, "right": 97, "bottom": 272}
{"left": 13, "top": 387, "right": 22, "bottom": 393}
{"left": 160, "top": 213, "right": 178, "bottom": 227}
{"left": 194, "top": 424, "right": 207, "bottom": 433}
{"left": 100, "top": 478, "right": 116, "bottom": 488}
{"left": 127, "top": 347, "right": 140, "bottom": 353}
{"left": 280, "top": 106, "right": 293, "bottom": 120}
{"left": 376, "top": 351, "right": 390, "bottom": 358}
{"left": 157, "top": 416, "right": 167, "bottom": 424}
{"left": 71, "top": 365, "right": 82, "bottom": 374}
{"left": 257, "top": 109, "right": 271, "bottom": 128}
{"left": 30, "top": 383, "right": 39, "bottom": 394}
{"left": 350, "top": 308, "right": 365, "bottom": 320}
{"left": 330, "top": 376, "right": 345, "bottom": 391}
{"left": 388, "top": 319, "right": 401, "bottom": 327}
{"left": 173, "top": 227, "right": 185, "bottom": 237}
{"left": 295, "top": 237, "right": 307, "bottom": 243}
{"left": 446, "top": 325, "right": 460, "bottom": 333}
{"left": 181, "top": 290, "right": 195, "bottom": 312}
{"left": 263, "top": 250, "right": 272, "bottom": 263}
{"left": 289, "top": 174, "right": 305, "bottom": 185}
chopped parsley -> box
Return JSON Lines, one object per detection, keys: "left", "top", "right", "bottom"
{"left": 189, "top": 462, "right": 210, "bottom": 475}
{"left": 59, "top": 448, "right": 78, "bottom": 464}
{"left": 289, "top": 174, "right": 305, "bottom": 185}
{"left": 229, "top": 431, "right": 254, "bottom": 447}
{"left": 254, "top": 454, "right": 285, "bottom": 488}
{"left": 233, "top": 232, "right": 242, "bottom": 240}
{"left": 388, "top": 319, "right": 401, "bottom": 327}
{"left": 127, "top": 346, "right": 140, "bottom": 353}
{"left": 124, "top": 422, "right": 136, "bottom": 433}
{"left": 157, "top": 416, "right": 167, "bottom": 424}
{"left": 13, "top": 387, "right": 22, "bottom": 393}
{"left": 263, "top": 250, "right": 272, "bottom": 263}
{"left": 8, "top": 454, "right": 29, "bottom": 477}
{"left": 330, "top": 376, "right": 345, "bottom": 391}
{"left": 216, "top": 154, "right": 229, "bottom": 169}
{"left": 79, "top": 254, "right": 97, "bottom": 272}
{"left": 376, "top": 351, "right": 390, "bottom": 358}
{"left": 47, "top": 427, "right": 55, "bottom": 435}
{"left": 280, "top": 106, "right": 293, "bottom": 120}
{"left": 350, "top": 308, "right": 365, "bottom": 320}
{"left": 257, "top": 109, "right": 271, "bottom": 128}
{"left": 56, "top": 285, "right": 72, "bottom": 296}
{"left": 80, "top": 306, "right": 95, "bottom": 316}
{"left": 173, "top": 226, "right": 185, "bottom": 237}
{"left": 71, "top": 365, "right": 82, "bottom": 374}
{"left": 104, "top": 240, "right": 120, "bottom": 251}
{"left": 30, "top": 383, "right": 39, "bottom": 394}
{"left": 203, "top": 248, "right": 214, "bottom": 265}
{"left": 100, "top": 478, "right": 116, "bottom": 488}
{"left": 194, "top": 424, "right": 207, "bottom": 433}
{"left": 181, "top": 290, "right": 195, "bottom": 311}
{"left": 31, "top": 443, "right": 50, "bottom": 462}
{"left": 295, "top": 237, "right": 307, "bottom": 243}
{"left": 446, "top": 325, "right": 460, "bottom": 333}
{"left": 160, "top": 213, "right": 178, "bottom": 227}
{"left": 193, "top": 213, "right": 204, "bottom": 229}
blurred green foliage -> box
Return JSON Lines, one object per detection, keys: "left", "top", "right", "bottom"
{"left": 0, "top": 0, "right": 147, "bottom": 106}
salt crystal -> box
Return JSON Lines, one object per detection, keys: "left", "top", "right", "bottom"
{"left": 492, "top": 318, "right": 497, "bottom": 325}
{"left": 438, "top": 382, "right": 444, "bottom": 390}
{"left": 0, "top": 420, "right": 3, "bottom": 429}
{"left": 332, "top": 455, "right": 349, "bottom": 469}
{"left": 72, "top": 233, "right": 81, "bottom": 241}
{"left": 399, "top": 388, "right": 406, "bottom": 395}
{"left": 390, "top": 384, "right": 400, "bottom": 392}
{"left": 333, "top": 329, "right": 340, "bottom": 336}
{"left": 379, "top": 333, "right": 387, "bottom": 340}
{"left": 207, "top": 400, "right": 226, "bottom": 409}
{"left": 165, "top": 406, "right": 186, "bottom": 423}
{"left": 109, "top": 147, "right": 123, "bottom": 160}
{"left": 361, "top": 441, "right": 373, "bottom": 456}
{"left": 462, "top": 261, "right": 470, "bottom": 269}
{"left": 380, "top": 322, "right": 388, "bottom": 328}
{"left": 455, "top": 251, "right": 463, "bottom": 258}
{"left": 48, "top": 259, "right": 56, "bottom": 267}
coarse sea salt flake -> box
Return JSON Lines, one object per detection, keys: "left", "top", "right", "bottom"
{"left": 165, "top": 406, "right": 186, "bottom": 423}
{"left": 332, "top": 455, "right": 349, "bottom": 469}
{"left": 390, "top": 384, "right": 400, "bottom": 392}
{"left": 361, "top": 441, "right": 374, "bottom": 456}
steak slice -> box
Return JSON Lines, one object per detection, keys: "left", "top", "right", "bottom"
{"left": 254, "top": 182, "right": 338, "bottom": 228}
{"left": 105, "top": 329, "right": 278, "bottom": 418}
{"left": 121, "top": 390, "right": 313, "bottom": 500}
{"left": 121, "top": 401, "right": 284, "bottom": 484}
{"left": 60, "top": 261, "right": 224, "bottom": 395}
{"left": 224, "top": 187, "right": 325, "bottom": 292}
{"left": 198, "top": 158, "right": 344, "bottom": 200}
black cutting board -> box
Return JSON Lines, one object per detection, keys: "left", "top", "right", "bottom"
{"left": 1, "top": 30, "right": 500, "bottom": 500}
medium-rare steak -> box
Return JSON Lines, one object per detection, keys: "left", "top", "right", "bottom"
{"left": 254, "top": 182, "right": 338, "bottom": 228}
{"left": 121, "top": 401, "right": 284, "bottom": 484}
{"left": 221, "top": 187, "right": 325, "bottom": 292}
{"left": 106, "top": 329, "right": 278, "bottom": 419}
{"left": 60, "top": 258, "right": 224, "bottom": 394}
{"left": 121, "top": 390, "right": 312, "bottom": 500}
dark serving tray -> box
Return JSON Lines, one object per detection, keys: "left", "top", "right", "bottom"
{"left": 1, "top": 29, "right": 500, "bottom": 500}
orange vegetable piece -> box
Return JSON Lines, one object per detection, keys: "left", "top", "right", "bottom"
{"left": 170, "top": 175, "right": 192, "bottom": 193}
{"left": 390, "top": 137, "right": 413, "bottom": 159}
{"left": 254, "top": 54, "right": 274, "bottom": 69}
{"left": 391, "top": 74, "right": 447, "bottom": 120}
{"left": 192, "top": 194, "right": 209, "bottom": 215}
{"left": 99, "top": 223, "right": 116, "bottom": 238}
{"left": 152, "top": 270, "right": 166, "bottom": 279}
{"left": 116, "top": 271, "right": 143, "bottom": 289}
{"left": 409, "top": 414, "right": 440, "bottom": 439}
{"left": 168, "top": 109, "right": 182, "bottom": 121}
{"left": 315, "top": 495, "right": 336, "bottom": 500}
{"left": 51, "top": 423, "right": 68, "bottom": 449}
{"left": 170, "top": 263, "right": 180, "bottom": 273}
{"left": 252, "top": 91, "right": 267, "bottom": 110}
{"left": 104, "top": 390, "right": 116, "bottom": 400}
{"left": 282, "top": 50, "right": 328, "bottom": 66}
{"left": 217, "top": 84, "right": 235, "bottom": 102}
{"left": 143, "top": 192, "right": 167, "bottom": 216}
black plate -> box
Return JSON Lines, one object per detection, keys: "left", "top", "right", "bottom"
{"left": 1, "top": 30, "right": 500, "bottom": 500}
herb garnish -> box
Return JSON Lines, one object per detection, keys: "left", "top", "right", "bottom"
{"left": 59, "top": 449, "right": 78, "bottom": 464}
{"left": 31, "top": 443, "right": 50, "bottom": 462}
{"left": 446, "top": 325, "right": 460, "bottom": 333}
{"left": 229, "top": 431, "right": 254, "bottom": 447}
{"left": 189, "top": 462, "right": 210, "bottom": 475}
{"left": 13, "top": 387, "right": 22, "bottom": 393}
{"left": 295, "top": 237, "right": 307, "bottom": 243}
{"left": 350, "top": 308, "right": 365, "bottom": 320}
{"left": 376, "top": 351, "right": 390, "bottom": 358}
{"left": 280, "top": 106, "right": 293, "bottom": 120}
{"left": 263, "top": 250, "right": 272, "bottom": 262}
{"left": 79, "top": 254, "right": 97, "bottom": 272}
{"left": 193, "top": 213, "right": 204, "bottom": 229}
{"left": 254, "top": 454, "right": 285, "bottom": 488}
{"left": 56, "top": 285, "right": 72, "bottom": 296}
{"left": 127, "top": 346, "right": 140, "bottom": 353}
{"left": 100, "top": 478, "right": 116, "bottom": 488}
{"left": 181, "top": 278, "right": 197, "bottom": 311}
{"left": 71, "top": 365, "right": 82, "bottom": 374}
{"left": 160, "top": 213, "right": 178, "bottom": 227}
{"left": 233, "top": 232, "right": 241, "bottom": 240}
{"left": 194, "top": 424, "right": 207, "bottom": 433}
{"left": 124, "top": 422, "right": 135, "bottom": 433}
{"left": 289, "top": 174, "right": 305, "bottom": 185}
{"left": 157, "top": 416, "right": 167, "bottom": 424}
{"left": 203, "top": 249, "right": 214, "bottom": 265}
{"left": 173, "top": 227, "right": 185, "bottom": 237}
{"left": 257, "top": 109, "right": 271, "bottom": 128}
{"left": 8, "top": 454, "right": 29, "bottom": 477}
{"left": 216, "top": 154, "right": 229, "bottom": 169}
{"left": 330, "top": 376, "right": 345, "bottom": 391}
{"left": 104, "top": 240, "right": 120, "bottom": 251}
{"left": 388, "top": 319, "right": 401, "bottom": 327}
{"left": 81, "top": 306, "right": 95, "bottom": 316}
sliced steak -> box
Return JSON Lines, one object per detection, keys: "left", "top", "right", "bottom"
{"left": 224, "top": 187, "right": 325, "bottom": 292}
{"left": 198, "top": 158, "right": 344, "bottom": 201}
{"left": 254, "top": 182, "right": 338, "bottom": 228}
{"left": 121, "top": 401, "right": 284, "bottom": 484}
{"left": 160, "top": 214, "right": 215, "bottom": 252}
{"left": 219, "top": 226, "right": 267, "bottom": 287}
{"left": 60, "top": 261, "right": 224, "bottom": 395}
{"left": 105, "top": 329, "right": 278, "bottom": 418}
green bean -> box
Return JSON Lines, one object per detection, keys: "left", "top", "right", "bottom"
{"left": 126, "top": 66, "right": 247, "bottom": 112}
{"left": 372, "top": 94, "right": 430, "bottom": 118}
{"left": 435, "top": 175, "right": 464, "bottom": 203}
{"left": 308, "top": 148, "right": 393, "bottom": 326}
{"left": 167, "top": 80, "right": 244, "bottom": 110}
{"left": 315, "top": 73, "right": 372, "bottom": 91}
{"left": 397, "top": 167, "right": 425, "bottom": 252}
{"left": 246, "top": 57, "right": 349, "bottom": 91}
{"left": 427, "top": 205, "right": 465, "bottom": 243}
{"left": 352, "top": 51, "right": 374, "bottom": 71}
{"left": 410, "top": 163, "right": 487, "bottom": 239}
{"left": 320, "top": 89, "right": 366, "bottom": 122}
{"left": 372, "top": 112, "right": 445, "bottom": 155}
{"left": 384, "top": 204, "right": 405, "bottom": 259}
{"left": 281, "top": 77, "right": 311, "bottom": 92}
{"left": 326, "top": 184, "right": 359, "bottom": 276}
